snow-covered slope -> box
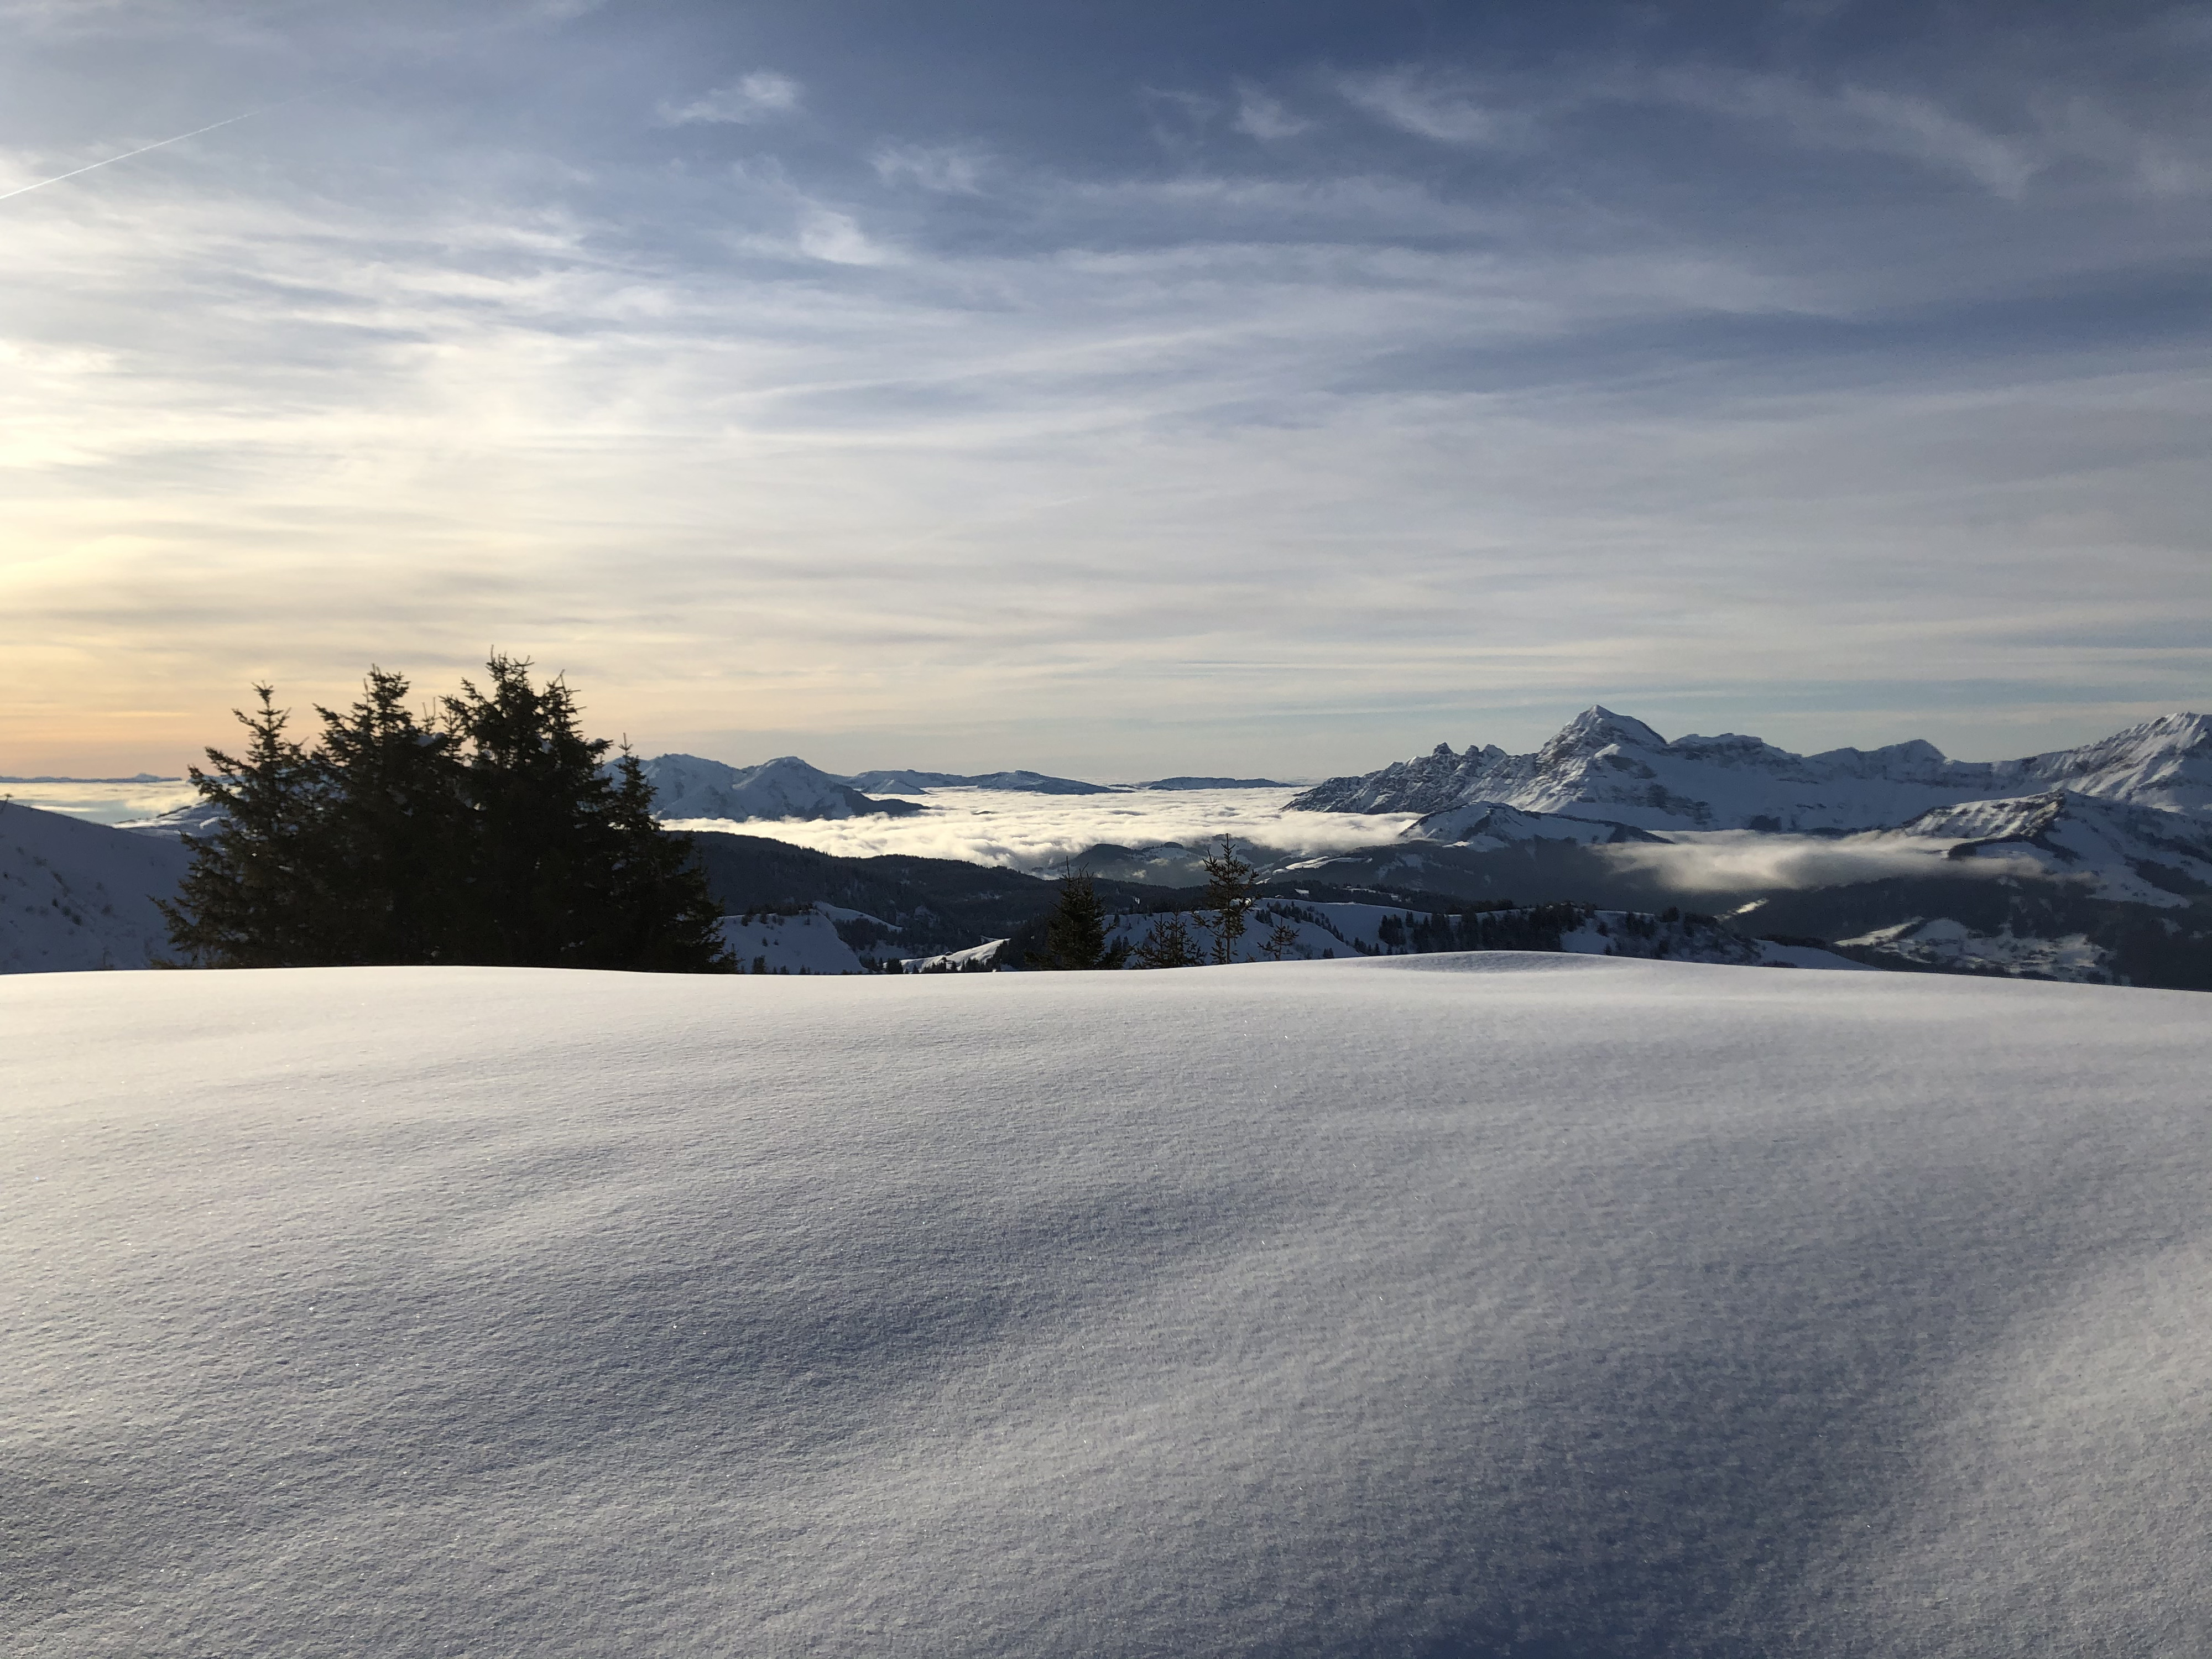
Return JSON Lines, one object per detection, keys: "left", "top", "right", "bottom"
{"left": 1296, "top": 707, "right": 2212, "bottom": 831}
{"left": 844, "top": 768, "right": 1120, "bottom": 796}
{"left": 1105, "top": 898, "right": 1866, "bottom": 970}
{"left": 717, "top": 906, "right": 869, "bottom": 974}
{"left": 1402, "top": 798, "right": 1666, "bottom": 848}
{"left": 0, "top": 801, "right": 189, "bottom": 972}
{"left": 1876, "top": 790, "right": 2212, "bottom": 908}
{"left": 639, "top": 754, "right": 924, "bottom": 821}
{"left": 7, "top": 961, "right": 2206, "bottom": 1657}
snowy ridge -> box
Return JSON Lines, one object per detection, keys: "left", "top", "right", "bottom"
{"left": 1295, "top": 707, "right": 2212, "bottom": 831}
{"left": 0, "top": 801, "right": 189, "bottom": 972}
{"left": 1877, "top": 790, "right": 2212, "bottom": 908}
{"left": 717, "top": 907, "right": 869, "bottom": 975}
{"left": 844, "top": 768, "right": 1119, "bottom": 796}
{"left": 639, "top": 754, "right": 923, "bottom": 822}
{"left": 8, "top": 962, "right": 2206, "bottom": 1655}
{"left": 1402, "top": 799, "right": 1666, "bottom": 849}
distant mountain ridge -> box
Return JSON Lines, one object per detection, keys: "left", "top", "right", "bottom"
{"left": 1295, "top": 707, "right": 2212, "bottom": 831}
{"left": 640, "top": 755, "right": 924, "bottom": 822}
{"left": 1139, "top": 776, "right": 1292, "bottom": 791}
{"left": 843, "top": 768, "right": 1119, "bottom": 796}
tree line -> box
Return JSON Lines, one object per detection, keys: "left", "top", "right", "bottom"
{"left": 1035, "top": 836, "right": 1292, "bottom": 970}
{"left": 163, "top": 658, "right": 727, "bottom": 971}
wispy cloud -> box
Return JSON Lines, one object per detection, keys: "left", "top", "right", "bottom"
{"left": 1234, "top": 85, "right": 1310, "bottom": 141}
{"left": 659, "top": 70, "right": 802, "bottom": 127}
{"left": 0, "top": 5, "right": 2203, "bottom": 776}
{"left": 1651, "top": 69, "right": 2042, "bottom": 197}
{"left": 1339, "top": 70, "right": 1522, "bottom": 146}
{"left": 796, "top": 207, "right": 898, "bottom": 265}
{"left": 873, "top": 142, "right": 986, "bottom": 194}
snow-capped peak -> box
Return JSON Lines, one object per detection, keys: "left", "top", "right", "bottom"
{"left": 1543, "top": 706, "right": 1667, "bottom": 756}
{"left": 1292, "top": 710, "right": 2212, "bottom": 832}
{"left": 639, "top": 754, "right": 921, "bottom": 823}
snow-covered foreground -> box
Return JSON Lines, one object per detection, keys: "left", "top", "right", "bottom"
{"left": 7, "top": 959, "right": 2208, "bottom": 1657}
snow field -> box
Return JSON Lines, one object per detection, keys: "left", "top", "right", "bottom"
{"left": 4, "top": 957, "right": 2208, "bottom": 1656}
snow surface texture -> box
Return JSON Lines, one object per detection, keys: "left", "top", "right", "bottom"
{"left": 0, "top": 801, "right": 189, "bottom": 972}
{"left": 1311, "top": 707, "right": 2212, "bottom": 831}
{"left": 667, "top": 785, "right": 1415, "bottom": 871}
{"left": 8, "top": 959, "right": 2206, "bottom": 1658}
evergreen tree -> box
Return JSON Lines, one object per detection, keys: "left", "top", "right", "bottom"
{"left": 161, "top": 686, "right": 334, "bottom": 968}
{"left": 310, "top": 667, "right": 466, "bottom": 964}
{"left": 164, "top": 657, "right": 729, "bottom": 972}
{"left": 1037, "top": 870, "right": 1131, "bottom": 971}
{"left": 441, "top": 656, "right": 614, "bottom": 966}
{"left": 1131, "top": 910, "right": 1203, "bottom": 969}
{"left": 1199, "top": 834, "right": 1258, "bottom": 965}
{"left": 579, "top": 747, "right": 730, "bottom": 972}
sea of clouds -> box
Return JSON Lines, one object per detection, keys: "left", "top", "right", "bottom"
{"left": 666, "top": 786, "right": 1420, "bottom": 871}
{"left": 0, "top": 779, "right": 199, "bottom": 826}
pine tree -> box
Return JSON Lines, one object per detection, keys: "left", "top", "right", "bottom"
{"left": 579, "top": 747, "right": 729, "bottom": 972}
{"left": 310, "top": 667, "right": 466, "bottom": 964}
{"left": 1037, "top": 870, "right": 1131, "bottom": 971}
{"left": 1131, "top": 910, "right": 1203, "bottom": 969}
{"left": 160, "top": 686, "right": 334, "bottom": 967}
{"left": 1199, "top": 834, "right": 1258, "bottom": 965}
{"left": 441, "top": 656, "right": 612, "bottom": 966}
{"left": 164, "top": 657, "right": 729, "bottom": 972}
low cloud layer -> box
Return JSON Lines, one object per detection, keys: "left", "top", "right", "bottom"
{"left": 669, "top": 787, "right": 1417, "bottom": 872}
{"left": 1598, "top": 831, "right": 2048, "bottom": 894}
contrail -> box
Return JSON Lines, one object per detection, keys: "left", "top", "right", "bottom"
{"left": 0, "top": 97, "right": 304, "bottom": 204}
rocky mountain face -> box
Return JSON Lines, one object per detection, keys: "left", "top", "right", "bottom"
{"left": 1297, "top": 708, "right": 2212, "bottom": 832}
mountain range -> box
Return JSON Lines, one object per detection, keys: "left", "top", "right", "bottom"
{"left": 1293, "top": 707, "right": 2212, "bottom": 830}
{"left": 9, "top": 708, "right": 2210, "bottom": 990}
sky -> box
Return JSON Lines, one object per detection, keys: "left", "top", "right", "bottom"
{"left": 1, "top": 0, "right": 2206, "bottom": 780}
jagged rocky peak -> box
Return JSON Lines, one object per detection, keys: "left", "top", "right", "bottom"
{"left": 1293, "top": 709, "right": 2212, "bottom": 834}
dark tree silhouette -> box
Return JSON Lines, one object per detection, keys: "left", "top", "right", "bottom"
{"left": 1131, "top": 910, "right": 1203, "bottom": 969}
{"left": 1036, "top": 869, "right": 1131, "bottom": 971}
{"left": 163, "top": 657, "right": 728, "bottom": 972}
{"left": 161, "top": 686, "right": 332, "bottom": 969}
{"left": 1199, "top": 834, "right": 1259, "bottom": 965}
